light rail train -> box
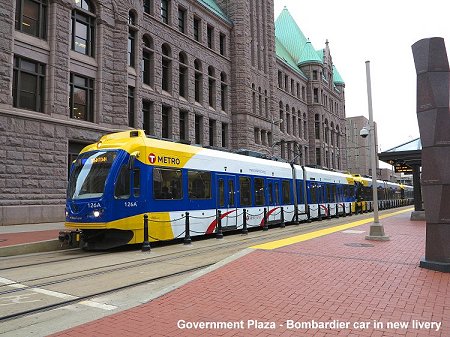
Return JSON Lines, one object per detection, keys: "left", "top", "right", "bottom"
{"left": 61, "top": 130, "right": 413, "bottom": 249}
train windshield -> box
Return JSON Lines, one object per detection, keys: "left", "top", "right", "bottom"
{"left": 67, "top": 151, "right": 117, "bottom": 200}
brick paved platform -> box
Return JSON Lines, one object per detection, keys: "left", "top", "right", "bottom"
{"left": 51, "top": 209, "right": 450, "bottom": 337}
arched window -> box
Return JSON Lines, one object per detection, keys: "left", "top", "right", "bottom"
{"left": 178, "top": 52, "right": 188, "bottom": 98}
{"left": 71, "top": 0, "right": 96, "bottom": 56}
{"left": 128, "top": 11, "right": 137, "bottom": 67}
{"left": 194, "top": 59, "right": 202, "bottom": 103}
{"left": 161, "top": 44, "right": 172, "bottom": 92}
{"left": 142, "top": 35, "right": 154, "bottom": 87}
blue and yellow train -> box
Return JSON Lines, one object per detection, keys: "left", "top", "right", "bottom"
{"left": 62, "top": 130, "right": 413, "bottom": 249}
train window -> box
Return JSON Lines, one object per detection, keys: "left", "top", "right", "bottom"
{"left": 229, "top": 180, "right": 235, "bottom": 207}
{"left": 188, "top": 170, "right": 211, "bottom": 199}
{"left": 239, "top": 176, "right": 252, "bottom": 206}
{"left": 254, "top": 178, "right": 265, "bottom": 206}
{"left": 325, "top": 185, "right": 331, "bottom": 203}
{"left": 331, "top": 184, "right": 336, "bottom": 203}
{"left": 153, "top": 168, "right": 183, "bottom": 200}
{"left": 133, "top": 169, "right": 140, "bottom": 197}
{"left": 114, "top": 165, "right": 130, "bottom": 199}
{"left": 268, "top": 182, "right": 273, "bottom": 204}
{"left": 218, "top": 179, "right": 224, "bottom": 207}
{"left": 310, "top": 183, "right": 317, "bottom": 204}
{"left": 296, "top": 181, "right": 303, "bottom": 204}
{"left": 282, "top": 180, "right": 290, "bottom": 204}
{"left": 275, "top": 182, "right": 280, "bottom": 205}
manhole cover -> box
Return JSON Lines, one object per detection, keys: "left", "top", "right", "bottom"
{"left": 344, "top": 243, "right": 374, "bottom": 247}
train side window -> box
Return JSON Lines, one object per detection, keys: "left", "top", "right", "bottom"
{"left": 133, "top": 168, "right": 140, "bottom": 197}
{"left": 254, "top": 178, "right": 265, "bottom": 206}
{"left": 309, "top": 183, "right": 316, "bottom": 204}
{"left": 239, "top": 176, "right": 252, "bottom": 206}
{"left": 275, "top": 182, "right": 280, "bottom": 205}
{"left": 332, "top": 184, "right": 336, "bottom": 203}
{"left": 229, "top": 180, "right": 235, "bottom": 207}
{"left": 114, "top": 165, "right": 130, "bottom": 199}
{"left": 153, "top": 168, "right": 183, "bottom": 200}
{"left": 268, "top": 182, "right": 273, "bottom": 204}
{"left": 188, "top": 170, "right": 211, "bottom": 199}
{"left": 218, "top": 179, "right": 224, "bottom": 207}
{"left": 282, "top": 180, "right": 290, "bottom": 204}
{"left": 296, "top": 180, "right": 303, "bottom": 204}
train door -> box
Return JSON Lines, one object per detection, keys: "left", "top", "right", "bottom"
{"left": 266, "top": 179, "right": 280, "bottom": 208}
{"left": 216, "top": 174, "right": 237, "bottom": 229}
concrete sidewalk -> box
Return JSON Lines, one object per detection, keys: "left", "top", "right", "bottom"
{"left": 51, "top": 208, "right": 450, "bottom": 336}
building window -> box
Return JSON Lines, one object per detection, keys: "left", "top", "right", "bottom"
{"left": 219, "top": 33, "right": 226, "bottom": 56}
{"left": 142, "top": 35, "right": 154, "bottom": 87}
{"left": 15, "top": 0, "right": 48, "bottom": 39}
{"left": 71, "top": 0, "right": 95, "bottom": 57}
{"left": 209, "top": 119, "right": 216, "bottom": 146}
{"left": 254, "top": 127, "right": 260, "bottom": 144}
{"left": 12, "top": 55, "right": 45, "bottom": 112}
{"left": 316, "top": 148, "right": 321, "bottom": 166}
{"left": 69, "top": 73, "right": 94, "bottom": 122}
{"left": 221, "top": 122, "right": 228, "bottom": 148}
{"left": 193, "top": 16, "right": 200, "bottom": 42}
{"left": 194, "top": 59, "right": 202, "bottom": 103}
{"left": 315, "top": 114, "right": 320, "bottom": 139}
{"left": 207, "top": 25, "right": 214, "bottom": 49}
{"left": 277, "top": 71, "right": 282, "bottom": 88}
{"left": 178, "top": 52, "right": 188, "bottom": 98}
{"left": 128, "top": 28, "right": 136, "bottom": 67}
{"left": 220, "top": 72, "right": 227, "bottom": 111}
{"left": 313, "top": 70, "right": 318, "bottom": 80}
{"left": 127, "top": 86, "right": 135, "bottom": 127}
{"left": 208, "top": 66, "right": 216, "bottom": 108}
{"left": 313, "top": 88, "right": 319, "bottom": 103}
{"left": 162, "top": 105, "right": 171, "bottom": 139}
{"left": 161, "top": 44, "right": 172, "bottom": 93}
{"left": 177, "top": 6, "right": 186, "bottom": 33}
{"left": 160, "top": 0, "right": 169, "bottom": 24}
{"left": 195, "top": 114, "right": 202, "bottom": 145}
{"left": 142, "top": 99, "right": 154, "bottom": 136}
{"left": 179, "top": 110, "right": 188, "bottom": 142}
{"left": 143, "top": 0, "right": 153, "bottom": 15}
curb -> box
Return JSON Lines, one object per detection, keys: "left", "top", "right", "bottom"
{"left": 0, "top": 240, "right": 69, "bottom": 257}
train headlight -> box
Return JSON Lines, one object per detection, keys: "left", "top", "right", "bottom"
{"left": 93, "top": 210, "right": 101, "bottom": 218}
{"left": 65, "top": 209, "right": 69, "bottom": 217}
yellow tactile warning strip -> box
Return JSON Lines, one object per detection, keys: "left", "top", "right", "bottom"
{"left": 251, "top": 208, "right": 414, "bottom": 250}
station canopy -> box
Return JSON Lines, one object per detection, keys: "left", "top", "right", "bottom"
{"left": 379, "top": 138, "right": 422, "bottom": 174}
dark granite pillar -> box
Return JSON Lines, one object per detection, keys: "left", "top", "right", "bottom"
{"left": 412, "top": 37, "right": 450, "bottom": 272}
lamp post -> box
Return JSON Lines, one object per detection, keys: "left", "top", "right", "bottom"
{"left": 364, "top": 60, "right": 389, "bottom": 241}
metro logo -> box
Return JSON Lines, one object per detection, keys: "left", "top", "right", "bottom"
{"left": 148, "top": 153, "right": 156, "bottom": 164}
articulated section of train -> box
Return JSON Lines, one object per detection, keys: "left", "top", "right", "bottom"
{"left": 60, "top": 130, "right": 413, "bottom": 250}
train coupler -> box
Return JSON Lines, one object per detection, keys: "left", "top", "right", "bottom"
{"left": 58, "top": 230, "right": 82, "bottom": 247}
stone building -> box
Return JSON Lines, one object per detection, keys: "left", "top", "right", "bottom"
{"left": 0, "top": 0, "right": 346, "bottom": 225}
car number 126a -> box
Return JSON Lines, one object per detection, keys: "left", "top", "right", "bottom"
{"left": 124, "top": 201, "right": 138, "bottom": 207}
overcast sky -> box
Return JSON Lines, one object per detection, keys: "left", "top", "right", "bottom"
{"left": 274, "top": 0, "right": 450, "bottom": 152}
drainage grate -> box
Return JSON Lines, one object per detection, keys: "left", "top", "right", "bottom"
{"left": 344, "top": 242, "right": 374, "bottom": 248}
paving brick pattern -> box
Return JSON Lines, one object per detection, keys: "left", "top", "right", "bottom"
{"left": 53, "top": 212, "right": 450, "bottom": 336}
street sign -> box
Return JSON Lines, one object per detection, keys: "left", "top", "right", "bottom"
{"left": 394, "top": 163, "right": 413, "bottom": 173}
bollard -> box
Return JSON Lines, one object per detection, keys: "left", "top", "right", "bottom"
{"left": 343, "top": 203, "right": 347, "bottom": 217}
{"left": 242, "top": 209, "right": 248, "bottom": 235}
{"left": 184, "top": 212, "right": 192, "bottom": 245}
{"left": 142, "top": 214, "right": 151, "bottom": 252}
{"left": 216, "top": 210, "right": 223, "bottom": 239}
{"left": 336, "top": 204, "right": 340, "bottom": 218}
{"left": 327, "top": 204, "right": 331, "bottom": 219}
{"left": 307, "top": 204, "right": 311, "bottom": 223}
{"left": 263, "top": 208, "right": 269, "bottom": 231}
{"left": 318, "top": 205, "right": 323, "bottom": 221}
{"left": 280, "top": 207, "right": 285, "bottom": 228}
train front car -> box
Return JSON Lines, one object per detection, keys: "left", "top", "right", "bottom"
{"left": 62, "top": 130, "right": 147, "bottom": 250}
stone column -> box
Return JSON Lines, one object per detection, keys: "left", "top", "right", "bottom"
{"left": 412, "top": 37, "right": 450, "bottom": 272}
